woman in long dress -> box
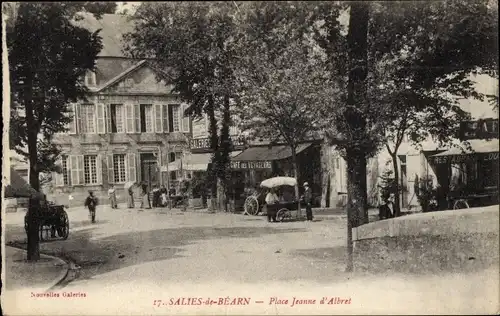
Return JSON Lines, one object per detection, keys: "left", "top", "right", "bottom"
{"left": 141, "top": 183, "right": 151, "bottom": 209}
{"left": 128, "top": 185, "right": 135, "bottom": 208}
{"left": 108, "top": 185, "right": 118, "bottom": 209}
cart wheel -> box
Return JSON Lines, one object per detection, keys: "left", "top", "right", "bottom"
{"left": 277, "top": 208, "right": 291, "bottom": 222}
{"left": 244, "top": 196, "right": 259, "bottom": 216}
{"left": 453, "top": 199, "right": 470, "bottom": 210}
{"left": 57, "top": 212, "right": 69, "bottom": 240}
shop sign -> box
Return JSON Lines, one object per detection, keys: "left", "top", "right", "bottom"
{"left": 190, "top": 137, "right": 246, "bottom": 151}
{"left": 230, "top": 160, "right": 272, "bottom": 169}
{"left": 432, "top": 152, "right": 499, "bottom": 164}
{"left": 459, "top": 118, "right": 499, "bottom": 140}
{"left": 484, "top": 152, "right": 499, "bottom": 161}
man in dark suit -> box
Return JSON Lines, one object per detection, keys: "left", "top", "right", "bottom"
{"left": 379, "top": 193, "right": 396, "bottom": 220}
{"left": 303, "top": 182, "right": 313, "bottom": 221}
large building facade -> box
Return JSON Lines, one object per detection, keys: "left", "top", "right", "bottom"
{"left": 47, "top": 14, "right": 191, "bottom": 204}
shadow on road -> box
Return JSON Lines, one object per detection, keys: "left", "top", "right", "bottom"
{"left": 7, "top": 224, "right": 306, "bottom": 283}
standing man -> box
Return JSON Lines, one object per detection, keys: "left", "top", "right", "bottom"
{"left": 84, "top": 191, "right": 98, "bottom": 223}
{"left": 303, "top": 182, "right": 313, "bottom": 221}
{"left": 265, "top": 188, "right": 279, "bottom": 222}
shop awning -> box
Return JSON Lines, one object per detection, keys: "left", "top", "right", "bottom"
{"left": 432, "top": 139, "right": 499, "bottom": 157}
{"left": 161, "top": 151, "right": 242, "bottom": 172}
{"left": 232, "top": 142, "right": 313, "bottom": 162}
{"left": 4, "top": 168, "right": 43, "bottom": 199}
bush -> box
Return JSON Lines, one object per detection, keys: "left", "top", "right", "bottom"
{"left": 378, "top": 169, "right": 397, "bottom": 202}
{"left": 415, "top": 175, "right": 438, "bottom": 212}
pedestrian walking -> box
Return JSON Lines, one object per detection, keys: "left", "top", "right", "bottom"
{"left": 128, "top": 185, "right": 135, "bottom": 208}
{"left": 108, "top": 185, "right": 118, "bottom": 209}
{"left": 303, "top": 182, "right": 313, "bottom": 221}
{"left": 84, "top": 190, "right": 99, "bottom": 223}
{"left": 265, "top": 188, "right": 279, "bottom": 222}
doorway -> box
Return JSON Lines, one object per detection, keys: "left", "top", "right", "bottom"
{"left": 140, "top": 153, "right": 159, "bottom": 191}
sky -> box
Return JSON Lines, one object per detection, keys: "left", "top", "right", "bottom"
{"left": 116, "top": 2, "right": 140, "bottom": 14}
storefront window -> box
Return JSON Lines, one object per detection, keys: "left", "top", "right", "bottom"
{"left": 480, "top": 160, "right": 499, "bottom": 189}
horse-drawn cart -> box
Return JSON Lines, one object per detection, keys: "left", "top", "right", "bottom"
{"left": 24, "top": 202, "right": 70, "bottom": 241}
{"left": 243, "top": 176, "right": 302, "bottom": 222}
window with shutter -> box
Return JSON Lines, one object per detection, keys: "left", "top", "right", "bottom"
{"left": 127, "top": 153, "right": 137, "bottom": 182}
{"left": 182, "top": 104, "right": 190, "bottom": 133}
{"left": 168, "top": 104, "right": 180, "bottom": 132}
{"left": 61, "top": 155, "right": 70, "bottom": 185}
{"left": 126, "top": 104, "right": 135, "bottom": 133}
{"left": 97, "top": 154, "right": 103, "bottom": 184}
{"left": 79, "top": 104, "right": 96, "bottom": 134}
{"left": 162, "top": 104, "right": 169, "bottom": 133}
{"left": 112, "top": 154, "right": 126, "bottom": 183}
{"left": 107, "top": 154, "right": 114, "bottom": 184}
{"left": 106, "top": 104, "right": 111, "bottom": 134}
{"left": 68, "top": 104, "right": 77, "bottom": 134}
{"left": 155, "top": 104, "right": 163, "bottom": 133}
{"left": 134, "top": 104, "right": 141, "bottom": 133}
{"left": 77, "top": 155, "right": 85, "bottom": 185}
{"left": 97, "top": 104, "right": 106, "bottom": 134}
{"left": 70, "top": 155, "right": 79, "bottom": 185}
{"left": 76, "top": 104, "right": 83, "bottom": 135}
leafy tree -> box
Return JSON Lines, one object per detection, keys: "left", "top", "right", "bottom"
{"left": 368, "top": 0, "right": 498, "bottom": 215}
{"left": 6, "top": 2, "right": 115, "bottom": 261}
{"left": 234, "top": 1, "right": 334, "bottom": 215}
{"left": 124, "top": 2, "right": 240, "bottom": 211}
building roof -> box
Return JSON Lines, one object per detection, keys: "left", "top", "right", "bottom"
{"left": 73, "top": 13, "right": 134, "bottom": 58}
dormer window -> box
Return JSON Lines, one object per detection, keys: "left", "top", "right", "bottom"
{"left": 85, "top": 70, "right": 96, "bottom": 87}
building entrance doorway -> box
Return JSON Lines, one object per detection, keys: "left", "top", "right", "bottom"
{"left": 140, "top": 153, "right": 159, "bottom": 191}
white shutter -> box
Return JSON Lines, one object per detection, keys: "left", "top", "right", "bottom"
{"left": 97, "top": 103, "right": 106, "bottom": 134}
{"left": 77, "top": 155, "right": 84, "bottom": 185}
{"left": 97, "top": 154, "right": 103, "bottom": 184}
{"left": 54, "top": 171, "right": 63, "bottom": 187}
{"left": 127, "top": 153, "right": 137, "bottom": 182}
{"left": 134, "top": 104, "right": 141, "bottom": 133}
{"left": 106, "top": 104, "right": 111, "bottom": 133}
{"left": 68, "top": 104, "right": 77, "bottom": 134}
{"left": 154, "top": 104, "right": 162, "bottom": 133}
{"left": 121, "top": 105, "right": 126, "bottom": 133}
{"left": 70, "top": 155, "right": 79, "bottom": 185}
{"left": 107, "top": 154, "right": 114, "bottom": 184}
{"left": 126, "top": 103, "right": 134, "bottom": 133}
{"left": 92, "top": 104, "right": 97, "bottom": 133}
{"left": 182, "top": 104, "right": 190, "bottom": 133}
{"left": 162, "top": 104, "right": 169, "bottom": 133}
{"left": 76, "top": 104, "right": 82, "bottom": 135}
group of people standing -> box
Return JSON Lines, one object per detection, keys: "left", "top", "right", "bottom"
{"left": 106, "top": 183, "right": 176, "bottom": 210}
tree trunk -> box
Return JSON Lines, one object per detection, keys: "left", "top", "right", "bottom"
{"left": 27, "top": 199, "right": 41, "bottom": 261}
{"left": 25, "top": 78, "right": 41, "bottom": 261}
{"left": 390, "top": 153, "right": 401, "bottom": 217}
{"left": 291, "top": 148, "right": 301, "bottom": 218}
{"left": 216, "top": 178, "right": 226, "bottom": 212}
{"left": 207, "top": 95, "right": 218, "bottom": 209}
{"left": 344, "top": 1, "right": 370, "bottom": 272}
{"left": 346, "top": 151, "right": 368, "bottom": 227}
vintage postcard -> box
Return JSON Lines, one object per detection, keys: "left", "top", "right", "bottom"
{"left": 2, "top": 1, "right": 499, "bottom": 315}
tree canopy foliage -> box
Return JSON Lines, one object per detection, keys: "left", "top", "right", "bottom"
{"left": 7, "top": 2, "right": 115, "bottom": 189}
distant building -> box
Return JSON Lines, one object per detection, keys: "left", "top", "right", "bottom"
{"left": 49, "top": 14, "right": 192, "bottom": 204}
